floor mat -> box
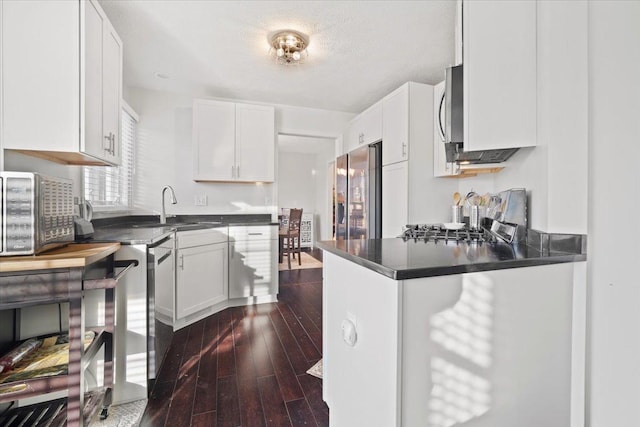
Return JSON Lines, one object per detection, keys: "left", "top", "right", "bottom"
{"left": 90, "top": 399, "right": 146, "bottom": 427}
{"left": 306, "top": 359, "right": 323, "bottom": 379}
{"left": 278, "top": 252, "right": 323, "bottom": 271}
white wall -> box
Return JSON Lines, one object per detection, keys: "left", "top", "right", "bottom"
{"left": 3, "top": 151, "right": 83, "bottom": 201}
{"left": 278, "top": 152, "right": 317, "bottom": 213}
{"left": 126, "top": 87, "right": 353, "bottom": 218}
{"left": 587, "top": 1, "right": 640, "bottom": 425}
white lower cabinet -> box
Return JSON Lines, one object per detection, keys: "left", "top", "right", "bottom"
{"left": 175, "top": 229, "right": 228, "bottom": 321}
{"left": 228, "top": 225, "right": 278, "bottom": 299}
{"left": 165, "top": 226, "right": 278, "bottom": 330}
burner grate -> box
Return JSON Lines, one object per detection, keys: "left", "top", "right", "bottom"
{"left": 400, "top": 224, "right": 495, "bottom": 244}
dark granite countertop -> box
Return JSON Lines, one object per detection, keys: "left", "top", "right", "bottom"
{"left": 316, "top": 237, "right": 586, "bottom": 280}
{"left": 89, "top": 214, "right": 278, "bottom": 245}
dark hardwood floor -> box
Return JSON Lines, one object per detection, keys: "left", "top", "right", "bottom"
{"left": 141, "top": 265, "right": 327, "bottom": 427}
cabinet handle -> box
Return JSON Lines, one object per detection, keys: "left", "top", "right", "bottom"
{"left": 402, "top": 142, "right": 407, "bottom": 156}
{"left": 110, "top": 133, "right": 116, "bottom": 155}
{"left": 230, "top": 244, "right": 234, "bottom": 258}
{"left": 178, "top": 254, "right": 184, "bottom": 270}
{"left": 104, "top": 134, "right": 111, "bottom": 152}
{"left": 248, "top": 232, "right": 263, "bottom": 236}
{"left": 236, "top": 165, "right": 240, "bottom": 178}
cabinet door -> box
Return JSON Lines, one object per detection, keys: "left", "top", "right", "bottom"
{"left": 229, "top": 237, "right": 277, "bottom": 298}
{"left": 193, "top": 100, "right": 236, "bottom": 181}
{"left": 382, "top": 161, "right": 408, "bottom": 238}
{"left": 382, "top": 85, "right": 409, "bottom": 165}
{"left": 83, "top": 0, "right": 105, "bottom": 161}
{"left": 176, "top": 242, "right": 228, "bottom": 319}
{"left": 463, "top": 0, "right": 537, "bottom": 151}
{"left": 346, "top": 101, "right": 382, "bottom": 153}
{"left": 83, "top": 0, "right": 121, "bottom": 166}
{"left": 1, "top": 1, "right": 81, "bottom": 154}
{"left": 346, "top": 114, "right": 362, "bottom": 153}
{"left": 235, "top": 103, "right": 275, "bottom": 182}
{"left": 101, "top": 22, "right": 123, "bottom": 165}
{"left": 359, "top": 101, "right": 383, "bottom": 146}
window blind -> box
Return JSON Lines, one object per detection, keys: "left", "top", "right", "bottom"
{"left": 83, "top": 107, "right": 136, "bottom": 211}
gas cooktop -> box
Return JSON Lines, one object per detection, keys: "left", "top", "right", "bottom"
{"left": 400, "top": 224, "right": 496, "bottom": 244}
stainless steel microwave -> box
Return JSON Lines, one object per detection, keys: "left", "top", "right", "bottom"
{"left": 443, "top": 64, "right": 519, "bottom": 164}
{"left": 1, "top": 172, "right": 74, "bottom": 256}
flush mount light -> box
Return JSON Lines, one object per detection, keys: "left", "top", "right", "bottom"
{"left": 270, "top": 30, "right": 309, "bottom": 65}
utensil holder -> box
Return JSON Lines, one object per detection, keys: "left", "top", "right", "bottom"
{"left": 451, "top": 205, "right": 464, "bottom": 224}
{"left": 469, "top": 205, "right": 486, "bottom": 230}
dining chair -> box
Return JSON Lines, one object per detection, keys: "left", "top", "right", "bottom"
{"left": 283, "top": 208, "right": 303, "bottom": 269}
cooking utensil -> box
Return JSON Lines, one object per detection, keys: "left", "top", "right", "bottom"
{"left": 464, "top": 191, "right": 478, "bottom": 206}
{"left": 453, "top": 192, "right": 461, "bottom": 206}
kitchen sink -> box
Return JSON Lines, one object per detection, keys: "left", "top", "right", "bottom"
{"left": 130, "top": 222, "right": 195, "bottom": 228}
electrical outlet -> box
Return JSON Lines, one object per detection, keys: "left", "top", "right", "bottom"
{"left": 194, "top": 195, "right": 208, "bottom": 206}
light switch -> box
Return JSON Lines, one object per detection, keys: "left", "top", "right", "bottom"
{"left": 195, "top": 195, "right": 208, "bottom": 206}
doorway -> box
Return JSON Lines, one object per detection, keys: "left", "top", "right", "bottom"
{"left": 277, "top": 134, "right": 336, "bottom": 246}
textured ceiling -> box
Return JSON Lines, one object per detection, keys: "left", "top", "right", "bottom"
{"left": 100, "top": 0, "right": 456, "bottom": 113}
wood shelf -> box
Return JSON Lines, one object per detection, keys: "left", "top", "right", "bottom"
{"left": 0, "top": 243, "right": 120, "bottom": 273}
{"left": 0, "top": 388, "right": 109, "bottom": 426}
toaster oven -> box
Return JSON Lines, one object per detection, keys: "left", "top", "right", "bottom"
{"left": 1, "top": 172, "right": 75, "bottom": 256}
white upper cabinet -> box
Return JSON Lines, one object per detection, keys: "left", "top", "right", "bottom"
{"left": 193, "top": 99, "right": 275, "bottom": 182}
{"left": 462, "top": 0, "right": 537, "bottom": 151}
{"left": 193, "top": 100, "right": 236, "bottom": 181}
{"left": 1, "top": 0, "right": 122, "bottom": 166}
{"left": 346, "top": 101, "right": 382, "bottom": 153}
{"left": 235, "top": 103, "right": 275, "bottom": 182}
{"left": 382, "top": 84, "right": 410, "bottom": 165}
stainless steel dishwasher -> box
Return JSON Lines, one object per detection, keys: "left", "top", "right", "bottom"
{"left": 146, "top": 234, "right": 175, "bottom": 390}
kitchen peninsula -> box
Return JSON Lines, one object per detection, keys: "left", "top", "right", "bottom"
{"left": 317, "top": 234, "right": 586, "bottom": 427}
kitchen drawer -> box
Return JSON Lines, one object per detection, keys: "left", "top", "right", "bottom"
{"left": 228, "top": 225, "right": 276, "bottom": 241}
{"left": 230, "top": 238, "right": 273, "bottom": 253}
{"left": 177, "top": 228, "right": 228, "bottom": 248}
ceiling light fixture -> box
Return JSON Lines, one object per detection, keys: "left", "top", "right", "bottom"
{"left": 270, "top": 30, "right": 308, "bottom": 65}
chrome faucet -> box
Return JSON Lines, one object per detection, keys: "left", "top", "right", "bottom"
{"left": 160, "top": 185, "right": 178, "bottom": 224}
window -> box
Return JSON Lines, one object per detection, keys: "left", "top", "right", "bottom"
{"left": 83, "top": 102, "right": 137, "bottom": 211}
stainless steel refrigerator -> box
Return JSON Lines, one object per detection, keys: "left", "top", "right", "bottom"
{"left": 334, "top": 142, "right": 382, "bottom": 240}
